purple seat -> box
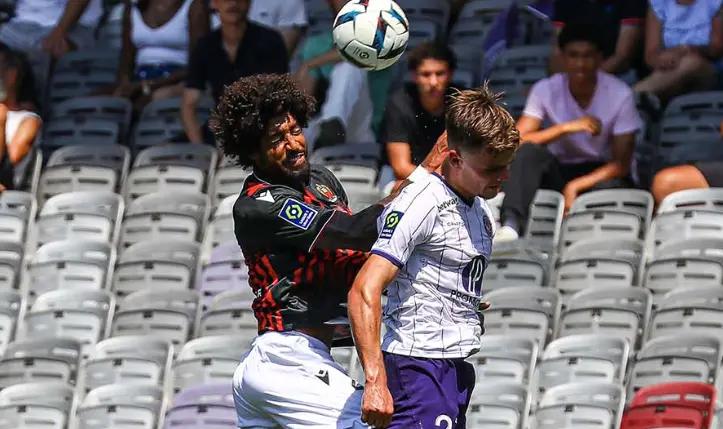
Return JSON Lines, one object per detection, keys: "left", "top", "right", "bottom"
{"left": 198, "top": 241, "right": 251, "bottom": 311}
{"left": 163, "top": 383, "right": 236, "bottom": 429}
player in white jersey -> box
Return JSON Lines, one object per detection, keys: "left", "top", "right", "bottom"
{"left": 348, "top": 84, "right": 520, "bottom": 428}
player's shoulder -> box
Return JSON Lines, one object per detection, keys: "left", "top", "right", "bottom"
{"left": 234, "top": 175, "right": 301, "bottom": 220}
{"left": 393, "top": 173, "right": 449, "bottom": 211}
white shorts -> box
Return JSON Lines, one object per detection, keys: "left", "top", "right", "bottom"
{"left": 232, "top": 331, "right": 367, "bottom": 428}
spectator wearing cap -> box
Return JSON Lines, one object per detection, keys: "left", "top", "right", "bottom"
{"left": 497, "top": 22, "right": 642, "bottom": 241}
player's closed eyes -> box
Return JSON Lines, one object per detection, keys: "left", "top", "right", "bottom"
{"left": 270, "top": 126, "right": 302, "bottom": 145}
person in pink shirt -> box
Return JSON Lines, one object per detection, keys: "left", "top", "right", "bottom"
{"left": 497, "top": 21, "right": 642, "bottom": 241}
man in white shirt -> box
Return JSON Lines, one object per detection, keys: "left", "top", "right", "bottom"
{"left": 0, "top": 0, "right": 102, "bottom": 58}
{"left": 348, "top": 85, "right": 520, "bottom": 429}
{"left": 497, "top": 21, "right": 642, "bottom": 240}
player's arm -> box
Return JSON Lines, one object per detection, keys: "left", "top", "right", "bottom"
{"left": 347, "top": 254, "right": 399, "bottom": 428}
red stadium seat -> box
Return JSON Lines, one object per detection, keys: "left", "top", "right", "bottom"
{"left": 621, "top": 382, "right": 716, "bottom": 429}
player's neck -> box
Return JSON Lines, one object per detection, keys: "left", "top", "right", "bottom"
{"left": 438, "top": 165, "right": 475, "bottom": 206}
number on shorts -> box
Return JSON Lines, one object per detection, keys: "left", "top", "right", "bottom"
{"left": 435, "top": 414, "right": 453, "bottom": 429}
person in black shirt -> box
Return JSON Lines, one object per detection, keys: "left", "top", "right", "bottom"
{"left": 550, "top": 0, "right": 647, "bottom": 76}
{"left": 383, "top": 42, "right": 456, "bottom": 180}
{"left": 211, "top": 73, "right": 446, "bottom": 427}
{"left": 181, "top": 0, "right": 288, "bottom": 144}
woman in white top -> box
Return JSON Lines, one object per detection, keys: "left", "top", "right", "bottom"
{"left": 0, "top": 47, "right": 41, "bottom": 192}
{"left": 113, "top": 0, "right": 208, "bottom": 105}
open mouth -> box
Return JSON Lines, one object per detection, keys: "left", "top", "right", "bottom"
{"left": 284, "top": 151, "right": 306, "bottom": 169}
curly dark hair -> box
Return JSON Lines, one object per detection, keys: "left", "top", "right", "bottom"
{"left": 209, "top": 74, "right": 316, "bottom": 168}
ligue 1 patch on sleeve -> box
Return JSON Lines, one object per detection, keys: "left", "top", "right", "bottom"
{"left": 278, "top": 198, "right": 318, "bottom": 230}
{"left": 379, "top": 211, "right": 404, "bottom": 239}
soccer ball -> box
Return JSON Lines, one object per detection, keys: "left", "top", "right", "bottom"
{"left": 332, "top": 0, "right": 409, "bottom": 71}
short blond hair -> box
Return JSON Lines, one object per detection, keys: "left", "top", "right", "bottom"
{"left": 445, "top": 83, "right": 520, "bottom": 154}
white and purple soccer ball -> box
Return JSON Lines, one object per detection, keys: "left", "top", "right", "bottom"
{"left": 332, "top": 0, "right": 410, "bottom": 71}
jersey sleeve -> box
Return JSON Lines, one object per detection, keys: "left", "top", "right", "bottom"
{"left": 370, "top": 182, "right": 438, "bottom": 268}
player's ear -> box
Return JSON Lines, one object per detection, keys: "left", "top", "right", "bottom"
{"left": 447, "top": 149, "right": 463, "bottom": 168}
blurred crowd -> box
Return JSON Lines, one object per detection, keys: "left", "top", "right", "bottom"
{"left": 0, "top": 0, "right": 721, "bottom": 233}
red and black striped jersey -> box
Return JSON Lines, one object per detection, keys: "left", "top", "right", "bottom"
{"left": 233, "top": 165, "right": 384, "bottom": 333}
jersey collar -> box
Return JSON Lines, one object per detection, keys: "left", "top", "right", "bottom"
{"left": 432, "top": 172, "right": 474, "bottom": 207}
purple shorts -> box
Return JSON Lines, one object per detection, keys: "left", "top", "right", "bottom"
{"left": 384, "top": 352, "right": 476, "bottom": 429}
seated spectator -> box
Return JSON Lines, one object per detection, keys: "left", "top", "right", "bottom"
{"left": 651, "top": 119, "right": 723, "bottom": 204}
{"left": 295, "top": 0, "right": 394, "bottom": 148}
{"left": 248, "top": 0, "right": 307, "bottom": 54}
{"left": 0, "top": 0, "right": 102, "bottom": 59}
{"left": 383, "top": 42, "right": 456, "bottom": 180}
{"left": 0, "top": 48, "right": 42, "bottom": 192}
{"left": 182, "top": 0, "right": 288, "bottom": 144}
{"left": 634, "top": 0, "right": 723, "bottom": 101}
{"left": 498, "top": 22, "right": 642, "bottom": 241}
{"left": 112, "top": 0, "right": 209, "bottom": 107}
{"left": 550, "top": 0, "right": 647, "bottom": 77}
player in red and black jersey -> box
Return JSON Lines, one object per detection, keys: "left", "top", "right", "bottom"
{"left": 210, "top": 73, "right": 445, "bottom": 427}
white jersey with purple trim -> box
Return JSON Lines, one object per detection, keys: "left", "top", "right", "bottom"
{"left": 371, "top": 173, "right": 495, "bottom": 359}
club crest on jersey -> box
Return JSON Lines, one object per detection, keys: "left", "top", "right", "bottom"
{"left": 315, "top": 183, "right": 338, "bottom": 202}
{"left": 380, "top": 211, "right": 403, "bottom": 239}
{"left": 278, "top": 198, "right": 318, "bottom": 230}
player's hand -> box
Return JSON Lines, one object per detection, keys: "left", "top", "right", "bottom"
{"left": 565, "top": 116, "right": 601, "bottom": 136}
{"left": 361, "top": 380, "right": 394, "bottom": 428}
{"left": 421, "top": 130, "right": 449, "bottom": 173}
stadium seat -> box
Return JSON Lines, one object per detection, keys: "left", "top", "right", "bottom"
{"left": 450, "top": 42, "right": 484, "bottom": 76}
{"left": 34, "top": 191, "right": 124, "bottom": 247}
{"left": 111, "top": 288, "right": 199, "bottom": 347}
{"left": 0, "top": 290, "right": 22, "bottom": 355}
{"left": 469, "top": 335, "right": 538, "bottom": 385}
{"left": 50, "top": 96, "right": 133, "bottom": 138}
{"left": 39, "top": 144, "right": 130, "bottom": 200}
{"left": 663, "top": 91, "right": 723, "bottom": 117}
{"left": 658, "top": 188, "right": 723, "bottom": 214}
{"left": 560, "top": 210, "right": 644, "bottom": 250}
{"left": 95, "top": 3, "right": 124, "bottom": 49}
{"left": 0, "top": 191, "right": 36, "bottom": 247}
{"left": 0, "top": 338, "right": 81, "bottom": 389}
{"left": 0, "top": 242, "right": 23, "bottom": 290}
{"left": 0, "top": 382, "right": 76, "bottom": 429}
{"left": 325, "top": 163, "right": 381, "bottom": 211}
{"left": 457, "top": 0, "right": 508, "bottom": 25}
{"left": 555, "top": 239, "right": 644, "bottom": 299}
{"left": 656, "top": 126, "right": 723, "bottom": 166}
{"left": 501, "top": 93, "right": 527, "bottom": 119}
{"left": 26, "top": 240, "right": 115, "bottom": 302}
{"left": 466, "top": 382, "right": 530, "bottom": 429}
{"left": 81, "top": 336, "right": 173, "bottom": 393}
{"left": 488, "top": 64, "right": 547, "bottom": 96}
{"left": 645, "top": 238, "right": 723, "bottom": 303}
{"left": 124, "top": 144, "right": 218, "bottom": 200}
{"left": 557, "top": 287, "right": 652, "bottom": 351}
{"left": 310, "top": 143, "right": 381, "bottom": 168}
{"left": 330, "top": 346, "right": 362, "bottom": 380}
{"left": 48, "top": 69, "right": 116, "bottom": 105}
{"left": 198, "top": 289, "right": 256, "bottom": 338}
{"left": 13, "top": 147, "right": 42, "bottom": 195}
{"left": 485, "top": 244, "right": 548, "bottom": 291}
{"left": 648, "top": 209, "right": 723, "bottom": 253}
{"left": 211, "top": 163, "right": 250, "bottom": 209}
{"left": 533, "top": 382, "right": 625, "bottom": 429}
{"left": 395, "top": 0, "right": 450, "bottom": 32}
{"left": 649, "top": 286, "right": 723, "bottom": 343}
{"left": 173, "top": 335, "right": 255, "bottom": 393}
{"left": 405, "top": 18, "right": 439, "bottom": 50}
{"left": 628, "top": 334, "right": 720, "bottom": 399}
{"left": 132, "top": 117, "right": 186, "bottom": 150}
{"left": 120, "top": 191, "right": 209, "bottom": 249}
{"left": 484, "top": 287, "right": 560, "bottom": 351}
{"left": 200, "top": 195, "right": 236, "bottom": 263}
{"left": 492, "top": 45, "right": 551, "bottom": 69}
{"left": 140, "top": 95, "right": 213, "bottom": 126}
{"left": 198, "top": 241, "right": 249, "bottom": 311}
{"left": 42, "top": 117, "right": 120, "bottom": 150}
{"left": 621, "top": 382, "right": 716, "bottom": 429}
{"left": 524, "top": 190, "right": 565, "bottom": 251}
{"left": 112, "top": 240, "right": 200, "bottom": 298}
{"left": 19, "top": 290, "right": 114, "bottom": 357}
{"left": 570, "top": 189, "right": 654, "bottom": 232}
{"left": 452, "top": 68, "right": 477, "bottom": 89}
{"left": 163, "top": 383, "right": 236, "bottom": 429}
{"left": 535, "top": 335, "right": 629, "bottom": 397}
{"left": 76, "top": 383, "right": 164, "bottom": 429}
{"left": 449, "top": 19, "right": 490, "bottom": 51}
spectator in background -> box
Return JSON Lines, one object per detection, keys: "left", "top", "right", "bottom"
{"left": 550, "top": 0, "right": 647, "bottom": 77}
{"left": 248, "top": 0, "right": 307, "bottom": 54}
{"left": 182, "top": 0, "right": 287, "bottom": 144}
{"left": 651, "top": 119, "right": 723, "bottom": 204}
{"left": 0, "top": 48, "right": 42, "bottom": 192}
{"left": 634, "top": 0, "right": 723, "bottom": 101}
{"left": 295, "top": 0, "right": 393, "bottom": 148}
{"left": 112, "top": 0, "right": 209, "bottom": 108}
{"left": 497, "top": 22, "right": 642, "bottom": 241}
{"left": 0, "top": 0, "right": 102, "bottom": 59}
{"left": 383, "top": 43, "right": 456, "bottom": 180}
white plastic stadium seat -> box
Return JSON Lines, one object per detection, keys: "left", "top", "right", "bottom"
{"left": 532, "top": 382, "right": 625, "bottom": 429}
{"left": 198, "top": 289, "right": 257, "bottom": 337}
{"left": 649, "top": 286, "right": 723, "bottom": 343}
{"left": 76, "top": 383, "right": 164, "bottom": 429}
{"left": 469, "top": 335, "right": 538, "bottom": 385}
{"left": 0, "top": 290, "right": 23, "bottom": 356}
{"left": 0, "top": 338, "right": 82, "bottom": 389}
{"left": 466, "top": 382, "right": 530, "bottom": 429}
{"left": 172, "top": 335, "right": 255, "bottom": 393}
{"left": 0, "top": 382, "right": 76, "bottom": 429}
